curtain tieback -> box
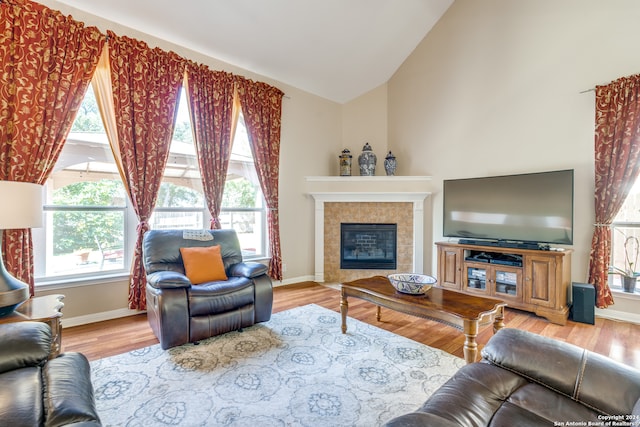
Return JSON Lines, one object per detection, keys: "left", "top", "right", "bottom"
{"left": 594, "top": 223, "right": 611, "bottom": 227}
{"left": 137, "top": 221, "right": 150, "bottom": 233}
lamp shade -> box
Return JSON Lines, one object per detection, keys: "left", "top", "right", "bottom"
{"left": 0, "top": 181, "right": 43, "bottom": 316}
{"left": 0, "top": 181, "right": 43, "bottom": 229}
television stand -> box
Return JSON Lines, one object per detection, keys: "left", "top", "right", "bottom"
{"left": 436, "top": 241, "right": 572, "bottom": 325}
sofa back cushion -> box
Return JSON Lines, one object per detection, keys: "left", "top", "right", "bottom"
{"left": 481, "top": 328, "right": 640, "bottom": 416}
{"left": 143, "top": 229, "right": 243, "bottom": 275}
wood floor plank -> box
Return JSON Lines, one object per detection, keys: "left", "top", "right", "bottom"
{"left": 62, "top": 282, "right": 640, "bottom": 370}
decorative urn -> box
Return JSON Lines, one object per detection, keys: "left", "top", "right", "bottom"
{"left": 384, "top": 151, "right": 397, "bottom": 176}
{"left": 339, "top": 149, "right": 352, "bottom": 176}
{"left": 358, "top": 143, "right": 376, "bottom": 176}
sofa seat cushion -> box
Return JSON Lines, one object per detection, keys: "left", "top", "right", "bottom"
{"left": 188, "top": 277, "right": 254, "bottom": 316}
{"left": 0, "top": 367, "right": 44, "bottom": 427}
{"left": 415, "top": 363, "right": 528, "bottom": 426}
{"left": 493, "top": 382, "right": 605, "bottom": 426}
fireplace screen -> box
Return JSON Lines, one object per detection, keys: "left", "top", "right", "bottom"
{"left": 340, "top": 223, "right": 397, "bottom": 270}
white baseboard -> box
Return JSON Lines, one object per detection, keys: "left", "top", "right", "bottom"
{"left": 596, "top": 308, "right": 640, "bottom": 325}
{"left": 62, "top": 308, "right": 145, "bottom": 328}
{"left": 274, "top": 275, "right": 316, "bottom": 286}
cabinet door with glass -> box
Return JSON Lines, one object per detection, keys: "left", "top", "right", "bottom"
{"left": 464, "top": 263, "right": 490, "bottom": 295}
{"left": 463, "top": 262, "right": 523, "bottom": 301}
{"left": 493, "top": 266, "right": 523, "bottom": 303}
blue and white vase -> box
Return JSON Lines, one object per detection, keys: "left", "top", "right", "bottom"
{"left": 358, "top": 143, "right": 376, "bottom": 176}
{"left": 384, "top": 151, "right": 397, "bottom": 176}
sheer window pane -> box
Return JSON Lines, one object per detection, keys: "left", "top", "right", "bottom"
{"left": 222, "top": 113, "right": 268, "bottom": 259}
{"left": 151, "top": 89, "right": 206, "bottom": 230}
{"left": 611, "top": 180, "right": 640, "bottom": 293}
{"left": 149, "top": 211, "right": 204, "bottom": 229}
{"left": 44, "top": 209, "right": 125, "bottom": 276}
{"left": 155, "top": 182, "right": 205, "bottom": 208}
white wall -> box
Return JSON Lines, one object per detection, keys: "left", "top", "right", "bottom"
{"left": 341, "top": 84, "right": 389, "bottom": 175}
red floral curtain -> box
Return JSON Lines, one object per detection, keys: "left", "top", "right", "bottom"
{"left": 0, "top": 0, "right": 104, "bottom": 293}
{"left": 184, "top": 63, "right": 235, "bottom": 229}
{"left": 107, "top": 31, "right": 186, "bottom": 310}
{"left": 588, "top": 74, "right": 640, "bottom": 308}
{"left": 235, "top": 77, "right": 284, "bottom": 280}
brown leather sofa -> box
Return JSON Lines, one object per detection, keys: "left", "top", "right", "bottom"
{"left": 385, "top": 328, "right": 640, "bottom": 426}
{"left": 142, "top": 229, "right": 273, "bottom": 350}
{"left": 0, "top": 321, "right": 101, "bottom": 426}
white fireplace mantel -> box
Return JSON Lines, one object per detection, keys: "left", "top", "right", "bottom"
{"left": 309, "top": 191, "right": 431, "bottom": 282}
{"left": 305, "top": 176, "right": 432, "bottom": 182}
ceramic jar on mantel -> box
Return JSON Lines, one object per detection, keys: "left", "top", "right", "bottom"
{"left": 339, "top": 148, "right": 352, "bottom": 176}
{"left": 358, "top": 143, "right": 376, "bottom": 176}
{"left": 384, "top": 151, "right": 397, "bottom": 176}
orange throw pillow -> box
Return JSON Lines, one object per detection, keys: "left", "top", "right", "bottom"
{"left": 179, "top": 245, "right": 228, "bottom": 285}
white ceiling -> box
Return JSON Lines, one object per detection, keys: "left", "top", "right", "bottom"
{"left": 55, "top": 0, "right": 453, "bottom": 103}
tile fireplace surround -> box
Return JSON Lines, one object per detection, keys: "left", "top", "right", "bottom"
{"left": 307, "top": 176, "right": 431, "bottom": 283}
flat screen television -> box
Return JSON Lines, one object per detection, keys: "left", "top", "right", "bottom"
{"left": 443, "top": 169, "right": 574, "bottom": 246}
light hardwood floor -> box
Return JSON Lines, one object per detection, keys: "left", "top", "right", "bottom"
{"left": 62, "top": 282, "right": 640, "bottom": 369}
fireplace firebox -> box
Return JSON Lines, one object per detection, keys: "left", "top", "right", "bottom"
{"left": 340, "top": 223, "right": 397, "bottom": 270}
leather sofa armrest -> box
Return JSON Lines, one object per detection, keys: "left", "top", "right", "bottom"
{"left": 0, "top": 322, "right": 51, "bottom": 374}
{"left": 228, "top": 262, "right": 268, "bottom": 279}
{"left": 481, "top": 328, "right": 640, "bottom": 415}
{"left": 43, "top": 352, "right": 101, "bottom": 426}
{"left": 146, "top": 271, "right": 192, "bottom": 289}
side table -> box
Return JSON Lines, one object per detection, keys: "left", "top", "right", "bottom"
{"left": 0, "top": 294, "right": 64, "bottom": 358}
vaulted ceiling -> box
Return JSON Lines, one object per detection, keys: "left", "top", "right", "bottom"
{"left": 55, "top": 0, "right": 453, "bottom": 103}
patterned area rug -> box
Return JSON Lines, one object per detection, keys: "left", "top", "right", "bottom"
{"left": 91, "top": 304, "right": 463, "bottom": 426}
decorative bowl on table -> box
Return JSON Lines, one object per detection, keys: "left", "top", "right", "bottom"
{"left": 388, "top": 273, "right": 437, "bottom": 295}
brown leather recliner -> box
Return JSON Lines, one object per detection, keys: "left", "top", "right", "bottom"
{"left": 142, "top": 229, "right": 273, "bottom": 350}
{"left": 0, "top": 321, "right": 101, "bottom": 426}
{"left": 385, "top": 328, "right": 640, "bottom": 426}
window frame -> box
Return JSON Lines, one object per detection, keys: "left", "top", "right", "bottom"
{"left": 35, "top": 200, "right": 134, "bottom": 285}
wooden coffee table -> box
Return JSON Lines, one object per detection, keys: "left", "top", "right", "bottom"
{"left": 340, "top": 276, "right": 506, "bottom": 364}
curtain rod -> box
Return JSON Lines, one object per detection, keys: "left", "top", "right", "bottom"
{"left": 580, "top": 88, "right": 595, "bottom": 94}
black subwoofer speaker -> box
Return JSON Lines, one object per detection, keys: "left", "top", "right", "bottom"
{"left": 570, "top": 282, "right": 595, "bottom": 325}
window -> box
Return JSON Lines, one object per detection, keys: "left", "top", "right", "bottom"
{"left": 610, "top": 179, "right": 640, "bottom": 293}
{"left": 33, "top": 85, "right": 130, "bottom": 281}
{"left": 150, "top": 89, "right": 267, "bottom": 259}
{"left": 149, "top": 89, "right": 207, "bottom": 230}
{"left": 34, "top": 85, "right": 268, "bottom": 285}
{"left": 220, "top": 114, "right": 267, "bottom": 258}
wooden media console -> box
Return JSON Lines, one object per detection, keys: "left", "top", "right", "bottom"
{"left": 436, "top": 242, "right": 572, "bottom": 325}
